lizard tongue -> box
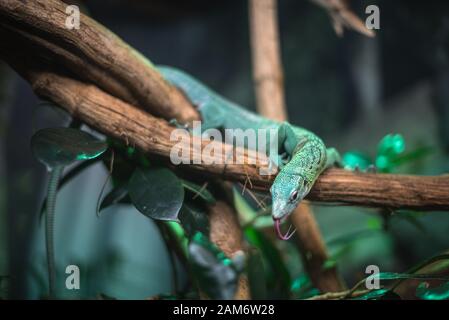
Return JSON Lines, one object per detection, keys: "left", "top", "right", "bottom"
{"left": 274, "top": 219, "right": 296, "bottom": 240}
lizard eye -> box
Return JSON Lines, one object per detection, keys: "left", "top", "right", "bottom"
{"left": 289, "top": 190, "right": 299, "bottom": 202}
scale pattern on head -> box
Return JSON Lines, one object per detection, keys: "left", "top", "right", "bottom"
{"left": 270, "top": 134, "right": 327, "bottom": 222}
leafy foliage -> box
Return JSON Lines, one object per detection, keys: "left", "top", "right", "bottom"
{"left": 178, "top": 203, "right": 210, "bottom": 238}
{"left": 188, "top": 232, "right": 241, "bottom": 300}
{"left": 98, "top": 183, "right": 130, "bottom": 214}
{"left": 128, "top": 167, "right": 184, "bottom": 221}
{"left": 416, "top": 282, "right": 449, "bottom": 300}
{"left": 342, "top": 133, "right": 432, "bottom": 173}
{"left": 246, "top": 248, "right": 268, "bottom": 300}
{"left": 31, "top": 127, "right": 107, "bottom": 169}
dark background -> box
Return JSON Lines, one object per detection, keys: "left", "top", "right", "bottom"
{"left": 1, "top": 0, "right": 449, "bottom": 299}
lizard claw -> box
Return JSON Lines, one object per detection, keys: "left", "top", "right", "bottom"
{"left": 274, "top": 218, "right": 296, "bottom": 240}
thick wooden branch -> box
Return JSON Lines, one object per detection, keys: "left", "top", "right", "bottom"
{"left": 0, "top": 0, "right": 199, "bottom": 123}
{"left": 12, "top": 69, "right": 448, "bottom": 212}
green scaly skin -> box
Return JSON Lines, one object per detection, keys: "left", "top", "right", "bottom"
{"left": 158, "top": 66, "right": 341, "bottom": 239}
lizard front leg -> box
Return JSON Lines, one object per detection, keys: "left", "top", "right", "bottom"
{"left": 325, "top": 147, "right": 342, "bottom": 168}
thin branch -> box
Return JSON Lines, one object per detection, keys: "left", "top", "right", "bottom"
{"left": 307, "top": 288, "right": 372, "bottom": 300}
{"left": 310, "top": 0, "right": 375, "bottom": 37}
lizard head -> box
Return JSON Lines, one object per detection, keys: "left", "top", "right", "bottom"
{"left": 270, "top": 172, "right": 311, "bottom": 240}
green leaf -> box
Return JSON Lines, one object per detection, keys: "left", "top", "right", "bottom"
{"left": 342, "top": 151, "right": 372, "bottom": 171}
{"left": 247, "top": 248, "right": 267, "bottom": 300}
{"left": 377, "top": 134, "right": 405, "bottom": 158}
{"left": 375, "top": 134, "right": 405, "bottom": 172}
{"left": 291, "top": 274, "right": 320, "bottom": 299}
{"left": 373, "top": 272, "right": 449, "bottom": 281}
{"left": 98, "top": 184, "right": 129, "bottom": 213}
{"left": 416, "top": 281, "right": 449, "bottom": 300}
{"left": 31, "top": 127, "right": 107, "bottom": 169}
{"left": 389, "top": 146, "right": 433, "bottom": 167}
{"left": 244, "top": 227, "right": 291, "bottom": 298}
{"left": 181, "top": 180, "right": 216, "bottom": 204}
{"left": 178, "top": 203, "right": 210, "bottom": 238}
{"left": 352, "top": 289, "right": 390, "bottom": 300}
{"left": 128, "top": 167, "right": 184, "bottom": 221}
{"left": 188, "top": 232, "right": 239, "bottom": 300}
{"left": 390, "top": 253, "right": 449, "bottom": 291}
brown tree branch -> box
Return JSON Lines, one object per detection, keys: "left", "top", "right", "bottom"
{"left": 0, "top": 0, "right": 199, "bottom": 123}
{"left": 310, "top": 0, "right": 375, "bottom": 37}
{"left": 0, "top": 0, "right": 448, "bottom": 211}
{"left": 249, "top": 0, "right": 287, "bottom": 122}
{"left": 7, "top": 66, "right": 449, "bottom": 212}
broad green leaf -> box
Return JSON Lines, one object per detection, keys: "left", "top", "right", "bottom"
{"left": 416, "top": 281, "right": 449, "bottom": 300}
{"left": 342, "top": 151, "right": 372, "bottom": 171}
{"left": 31, "top": 127, "right": 107, "bottom": 169}
{"left": 129, "top": 167, "right": 184, "bottom": 221}
{"left": 98, "top": 184, "right": 129, "bottom": 213}
{"left": 188, "top": 232, "right": 239, "bottom": 300}
{"left": 178, "top": 203, "right": 210, "bottom": 238}
{"left": 181, "top": 180, "right": 216, "bottom": 204}
{"left": 247, "top": 248, "right": 267, "bottom": 300}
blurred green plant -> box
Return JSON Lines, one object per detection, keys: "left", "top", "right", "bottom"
{"left": 416, "top": 281, "right": 449, "bottom": 300}
{"left": 343, "top": 133, "right": 433, "bottom": 173}
{"left": 128, "top": 167, "right": 185, "bottom": 221}
{"left": 31, "top": 127, "right": 108, "bottom": 298}
{"left": 188, "top": 232, "right": 243, "bottom": 299}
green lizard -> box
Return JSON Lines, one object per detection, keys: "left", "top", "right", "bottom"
{"left": 158, "top": 66, "right": 341, "bottom": 240}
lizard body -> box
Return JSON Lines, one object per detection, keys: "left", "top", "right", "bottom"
{"left": 158, "top": 66, "right": 341, "bottom": 239}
